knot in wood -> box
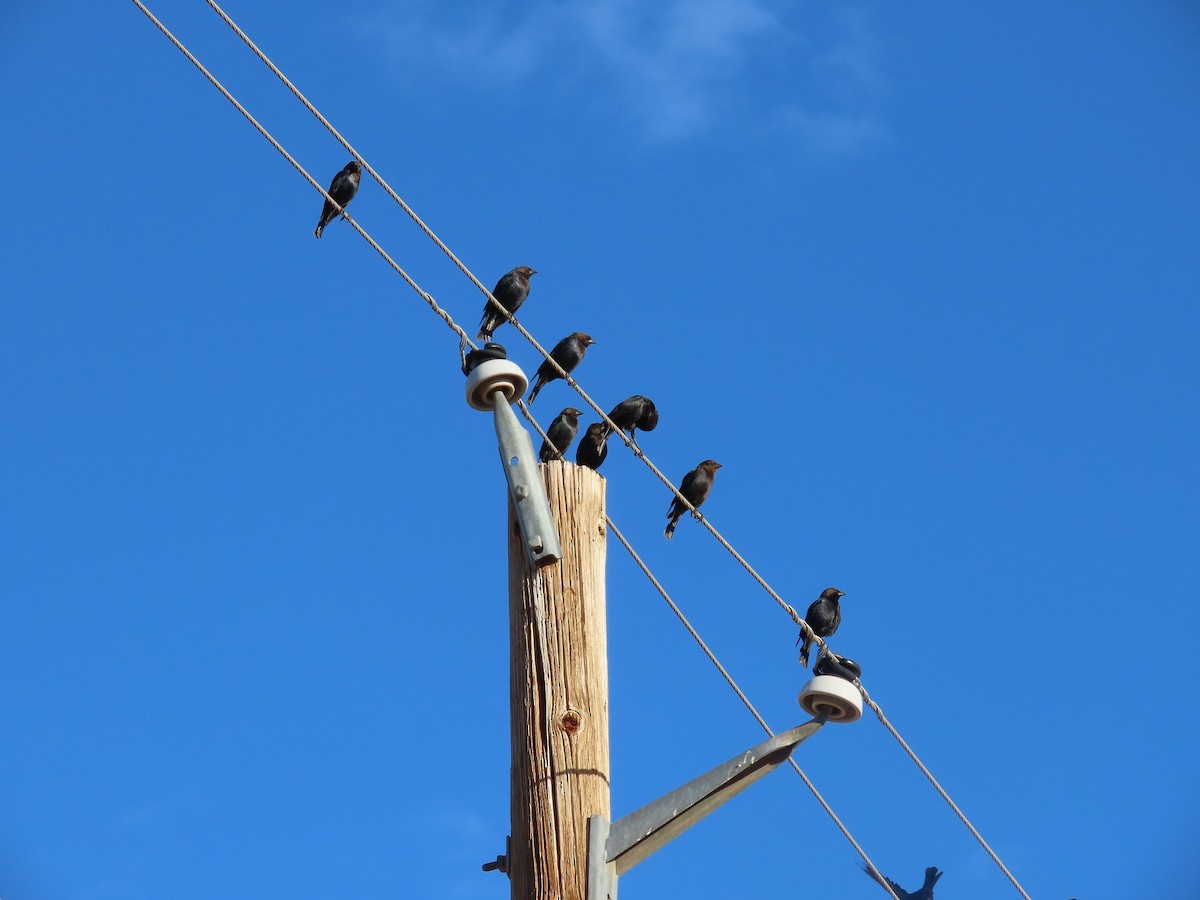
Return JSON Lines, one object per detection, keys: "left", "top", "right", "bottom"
{"left": 558, "top": 708, "right": 583, "bottom": 735}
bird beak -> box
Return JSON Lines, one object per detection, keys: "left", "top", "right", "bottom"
{"left": 838, "top": 591, "right": 846, "bottom": 597}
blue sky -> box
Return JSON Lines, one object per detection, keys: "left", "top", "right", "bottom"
{"left": 2, "top": 2, "right": 1198, "bottom": 898}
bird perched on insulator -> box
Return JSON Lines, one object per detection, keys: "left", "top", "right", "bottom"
{"left": 601, "top": 395, "right": 658, "bottom": 449}
{"left": 478, "top": 265, "right": 536, "bottom": 340}
{"left": 797, "top": 587, "right": 844, "bottom": 668}
{"left": 860, "top": 864, "right": 943, "bottom": 900}
{"left": 539, "top": 408, "right": 583, "bottom": 462}
{"left": 664, "top": 459, "right": 721, "bottom": 539}
{"left": 575, "top": 423, "right": 609, "bottom": 471}
{"left": 314, "top": 161, "right": 362, "bottom": 238}
{"left": 527, "top": 332, "right": 595, "bottom": 404}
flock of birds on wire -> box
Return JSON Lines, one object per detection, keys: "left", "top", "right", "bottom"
{"left": 308, "top": 160, "right": 1096, "bottom": 900}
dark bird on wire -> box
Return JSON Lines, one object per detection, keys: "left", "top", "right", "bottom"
{"left": 860, "top": 864, "right": 943, "bottom": 900}
{"left": 539, "top": 407, "right": 583, "bottom": 463}
{"left": 664, "top": 459, "right": 722, "bottom": 540}
{"left": 797, "top": 587, "right": 845, "bottom": 668}
{"left": 575, "top": 423, "right": 609, "bottom": 471}
{"left": 527, "top": 332, "right": 596, "bottom": 404}
{"left": 601, "top": 395, "right": 659, "bottom": 449}
{"left": 478, "top": 265, "right": 537, "bottom": 340}
{"left": 313, "top": 161, "right": 362, "bottom": 238}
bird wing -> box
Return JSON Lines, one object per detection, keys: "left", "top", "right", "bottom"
{"left": 860, "top": 863, "right": 912, "bottom": 899}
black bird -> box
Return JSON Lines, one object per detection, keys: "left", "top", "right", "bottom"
{"left": 478, "top": 265, "right": 537, "bottom": 340}
{"left": 314, "top": 161, "right": 362, "bottom": 238}
{"left": 539, "top": 407, "right": 583, "bottom": 462}
{"left": 601, "top": 395, "right": 659, "bottom": 449}
{"left": 797, "top": 587, "right": 844, "bottom": 668}
{"left": 860, "top": 864, "right": 943, "bottom": 900}
{"left": 527, "top": 332, "right": 595, "bottom": 404}
{"left": 575, "top": 423, "right": 609, "bottom": 470}
{"left": 664, "top": 459, "right": 722, "bottom": 540}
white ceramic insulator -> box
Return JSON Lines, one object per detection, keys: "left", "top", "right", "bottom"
{"left": 798, "top": 675, "right": 863, "bottom": 723}
{"left": 465, "top": 358, "right": 529, "bottom": 411}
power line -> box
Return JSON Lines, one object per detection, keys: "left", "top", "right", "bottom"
{"left": 521, "top": 409, "right": 1031, "bottom": 900}
{"left": 515, "top": 407, "right": 902, "bottom": 900}
{"left": 607, "top": 515, "right": 904, "bottom": 900}
{"left": 203, "top": 0, "right": 833, "bottom": 659}
{"left": 128, "top": 0, "right": 475, "bottom": 351}
{"left": 135, "top": 6, "right": 1034, "bottom": 897}
{"left": 859, "top": 686, "right": 1033, "bottom": 900}
{"left": 202, "top": 0, "right": 509, "bottom": 336}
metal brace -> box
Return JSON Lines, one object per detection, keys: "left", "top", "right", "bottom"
{"left": 587, "top": 717, "right": 827, "bottom": 899}
{"left": 464, "top": 344, "right": 562, "bottom": 568}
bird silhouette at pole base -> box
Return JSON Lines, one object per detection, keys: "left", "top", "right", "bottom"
{"left": 664, "top": 460, "right": 722, "bottom": 539}
{"left": 477, "top": 265, "right": 537, "bottom": 341}
{"left": 575, "top": 423, "right": 609, "bottom": 470}
{"left": 313, "top": 161, "right": 361, "bottom": 238}
{"left": 527, "top": 332, "right": 595, "bottom": 404}
{"left": 539, "top": 408, "right": 583, "bottom": 462}
{"left": 797, "top": 587, "right": 844, "bottom": 668}
{"left": 860, "top": 864, "right": 942, "bottom": 900}
{"left": 601, "top": 395, "right": 659, "bottom": 449}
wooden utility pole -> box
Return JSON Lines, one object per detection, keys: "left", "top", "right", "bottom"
{"left": 507, "top": 459, "right": 610, "bottom": 900}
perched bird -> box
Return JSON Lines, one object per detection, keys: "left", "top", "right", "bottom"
{"left": 527, "top": 332, "right": 595, "bottom": 404}
{"left": 575, "top": 423, "right": 609, "bottom": 471}
{"left": 601, "top": 395, "right": 659, "bottom": 448}
{"left": 314, "top": 161, "right": 362, "bottom": 238}
{"left": 797, "top": 587, "right": 845, "bottom": 668}
{"left": 664, "top": 460, "right": 722, "bottom": 539}
{"left": 539, "top": 408, "right": 583, "bottom": 462}
{"left": 860, "top": 864, "right": 943, "bottom": 900}
{"left": 478, "top": 265, "right": 537, "bottom": 340}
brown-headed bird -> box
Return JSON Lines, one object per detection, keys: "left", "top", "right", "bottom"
{"left": 797, "top": 587, "right": 844, "bottom": 668}
{"left": 602, "top": 395, "right": 659, "bottom": 449}
{"left": 664, "top": 460, "right": 721, "bottom": 539}
{"left": 860, "top": 864, "right": 943, "bottom": 900}
{"left": 575, "top": 423, "right": 609, "bottom": 470}
{"left": 527, "top": 332, "right": 595, "bottom": 404}
{"left": 477, "top": 265, "right": 537, "bottom": 340}
{"left": 539, "top": 408, "right": 583, "bottom": 462}
{"left": 314, "top": 161, "right": 362, "bottom": 238}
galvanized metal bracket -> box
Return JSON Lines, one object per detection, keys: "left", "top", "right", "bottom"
{"left": 464, "top": 347, "right": 562, "bottom": 568}
{"left": 587, "top": 717, "right": 826, "bottom": 899}
{"left": 492, "top": 392, "right": 562, "bottom": 567}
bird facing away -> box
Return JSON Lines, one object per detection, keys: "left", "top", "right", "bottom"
{"left": 477, "top": 265, "right": 537, "bottom": 340}
{"left": 539, "top": 407, "right": 583, "bottom": 462}
{"left": 575, "top": 422, "right": 609, "bottom": 471}
{"left": 602, "top": 395, "right": 659, "bottom": 448}
{"left": 860, "top": 864, "right": 943, "bottom": 900}
{"left": 527, "top": 332, "right": 595, "bottom": 404}
{"left": 797, "top": 587, "right": 845, "bottom": 668}
{"left": 314, "top": 161, "right": 362, "bottom": 238}
{"left": 664, "top": 460, "right": 722, "bottom": 540}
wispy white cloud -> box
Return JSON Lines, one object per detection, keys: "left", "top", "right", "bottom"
{"left": 359, "top": 0, "right": 888, "bottom": 151}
